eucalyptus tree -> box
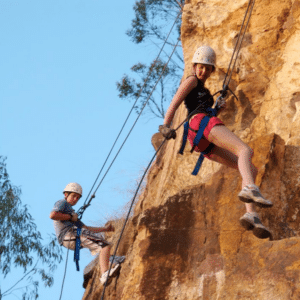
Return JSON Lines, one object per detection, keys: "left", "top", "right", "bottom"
{"left": 117, "top": 0, "right": 184, "bottom": 119}
{"left": 0, "top": 156, "right": 62, "bottom": 300}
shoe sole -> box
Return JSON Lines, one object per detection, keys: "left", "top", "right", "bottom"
{"left": 238, "top": 195, "right": 273, "bottom": 208}
{"left": 240, "top": 219, "right": 271, "bottom": 239}
{"left": 253, "top": 227, "right": 271, "bottom": 239}
{"left": 240, "top": 218, "right": 254, "bottom": 231}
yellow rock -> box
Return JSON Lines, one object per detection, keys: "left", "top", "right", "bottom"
{"left": 83, "top": 1, "right": 300, "bottom": 299}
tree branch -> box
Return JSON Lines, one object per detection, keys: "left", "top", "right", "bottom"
{"left": 2, "top": 262, "right": 38, "bottom": 297}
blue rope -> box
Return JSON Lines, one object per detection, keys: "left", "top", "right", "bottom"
{"left": 192, "top": 153, "right": 205, "bottom": 176}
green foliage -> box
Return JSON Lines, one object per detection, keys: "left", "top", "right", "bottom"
{"left": 117, "top": 0, "right": 184, "bottom": 119}
{"left": 117, "top": 59, "right": 181, "bottom": 118}
{"left": 0, "top": 156, "right": 63, "bottom": 300}
{"left": 127, "top": 0, "right": 183, "bottom": 44}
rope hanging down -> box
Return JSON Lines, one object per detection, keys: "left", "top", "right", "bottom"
{"left": 216, "top": 0, "right": 255, "bottom": 106}
{"left": 100, "top": 89, "right": 220, "bottom": 299}
{"left": 101, "top": 0, "right": 256, "bottom": 298}
{"left": 58, "top": 10, "right": 182, "bottom": 300}
{"left": 71, "top": 10, "right": 183, "bottom": 276}
{"left": 82, "top": 38, "right": 181, "bottom": 212}
{"left": 76, "top": 40, "right": 182, "bottom": 271}
{"left": 76, "top": 9, "right": 183, "bottom": 220}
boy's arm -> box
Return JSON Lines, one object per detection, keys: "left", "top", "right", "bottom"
{"left": 82, "top": 224, "right": 115, "bottom": 233}
{"left": 50, "top": 211, "right": 74, "bottom": 221}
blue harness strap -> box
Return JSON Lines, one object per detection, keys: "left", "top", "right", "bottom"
{"left": 190, "top": 116, "right": 211, "bottom": 175}
{"left": 191, "top": 143, "right": 215, "bottom": 175}
{"left": 190, "top": 116, "right": 210, "bottom": 153}
{"left": 179, "top": 108, "right": 218, "bottom": 176}
{"left": 74, "top": 223, "right": 83, "bottom": 271}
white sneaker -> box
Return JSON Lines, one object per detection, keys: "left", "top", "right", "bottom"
{"left": 100, "top": 264, "right": 121, "bottom": 285}
{"left": 238, "top": 185, "right": 273, "bottom": 208}
{"left": 240, "top": 212, "right": 271, "bottom": 239}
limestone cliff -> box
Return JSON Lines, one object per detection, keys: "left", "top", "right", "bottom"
{"left": 83, "top": 1, "right": 300, "bottom": 299}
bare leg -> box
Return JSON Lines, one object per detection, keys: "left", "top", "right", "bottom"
{"left": 208, "top": 143, "right": 257, "bottom": 213}
{"left": 208, "top": 125, "right": 257, "bottom": 188}
{"left": 99, "top": 245, "right": 111, "bottom": 275}
{"left": 206, "top": 126, "right": 271, "bottom": 238}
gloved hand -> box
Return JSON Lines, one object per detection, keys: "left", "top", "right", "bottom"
{"left": 159, "top": 125, "right": 176, "bottom": 140}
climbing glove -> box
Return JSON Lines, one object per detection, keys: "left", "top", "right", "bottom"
{"left": 159, "top": 125, "right": 176, "bottom": 140}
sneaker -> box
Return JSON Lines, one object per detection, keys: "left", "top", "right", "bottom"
{"left": 240, "top": 212, "right": 271, "bottom": 239}
{"left": 110, "top": 263, "right": 121, "bottom": 278}
{"left": 109, "top": 255, "right": 126, "bottom": 265}
{"left": 100, "top": 271, "right": 112, "bottom": 285}
{"left": 100, "top": 264, "right": 121, "bottom": 285}
{"left": 238, "top": 185, "right": 273, "bottom": 208}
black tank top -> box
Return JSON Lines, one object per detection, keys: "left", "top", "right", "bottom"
{"left": 184, "top": 76, "right": 214, "bottom": 117}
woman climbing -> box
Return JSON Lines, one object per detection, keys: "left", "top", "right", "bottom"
{"left": 159, "top": 46, "right": 272, "bottom": 239}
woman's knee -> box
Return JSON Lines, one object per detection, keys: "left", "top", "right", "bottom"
{"left": 238, "top": 144, "right": 254, "bottom": 159}
{"left": 102, "top": 244, "right": 111, "bottom": 253}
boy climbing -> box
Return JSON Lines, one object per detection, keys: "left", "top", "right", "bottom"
{"left": 50, "top": 182, "right": 121, "bottom": 285}
{"left": 159, "top": 46, "right": 272, "bottom": 239}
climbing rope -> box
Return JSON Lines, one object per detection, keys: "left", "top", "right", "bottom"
{"left": 100, "top": 89, "right": 221, "bottom": 299}
{"left": 218, "top": 0, "right": 255, "bottom": 105}
{"left": 77, "top": 9, "right": 183, "bottom": 220}
{"left": 101, "top": 0, "right": 256, "bottom": 297}
{"left": 58, "top": 248, "right": 70, "bottom": 300}
{"left": 75, "top": 39, "right": 182, "bottom": 274}
{"left": 58, "top": 227, "right": 75, "bottom": 300}
{"left": 56, "top": 0, "right": 256, "bottom": 296}
{"left": 81, "top": 37, "right": 181, "bottom": 214}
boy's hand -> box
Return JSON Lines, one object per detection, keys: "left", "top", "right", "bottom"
{"left": 105, "top": 224, "right": 115, "bottom": 232}
{"left": 70, "top": 213, "right": 78, "bottom": 222}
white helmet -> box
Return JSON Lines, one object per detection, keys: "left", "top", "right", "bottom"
{"left": 192, "top": 46, "right": 216, "bottom": 68}
{"left": 63, "top": 183, "right": 82, "bottom": 196}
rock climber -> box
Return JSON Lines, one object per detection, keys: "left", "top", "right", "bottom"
{"left": 159, "top": 46, "right": 272, "bottom": 239}
{"left": 50, "top": 182, "right": 121, "bottom": 284}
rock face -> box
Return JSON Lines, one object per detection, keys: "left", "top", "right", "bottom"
{"left": 83, "top": 1, "right": 300, "bottom": 299}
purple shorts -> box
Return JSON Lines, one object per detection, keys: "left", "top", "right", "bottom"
{"left": 188, "top": 113, "right": 224, "bottom": 158}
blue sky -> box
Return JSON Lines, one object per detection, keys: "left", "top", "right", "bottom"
{"left": 0, "top": 1, "right": 181, "bottom": 299}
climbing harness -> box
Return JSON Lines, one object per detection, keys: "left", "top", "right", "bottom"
{"left": 179, "top": 108, "right": 218, "bottom": 175}
{"left": 179, "top": 0, "right": 255, "bottom": 176}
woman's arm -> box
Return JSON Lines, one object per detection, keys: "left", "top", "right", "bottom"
{"left": 164, "top": 76, "right": 198, "bottom": 126}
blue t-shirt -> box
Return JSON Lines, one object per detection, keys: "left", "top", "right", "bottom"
{"left": 51, "top": 199, "right": 84, "bottom": 245}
